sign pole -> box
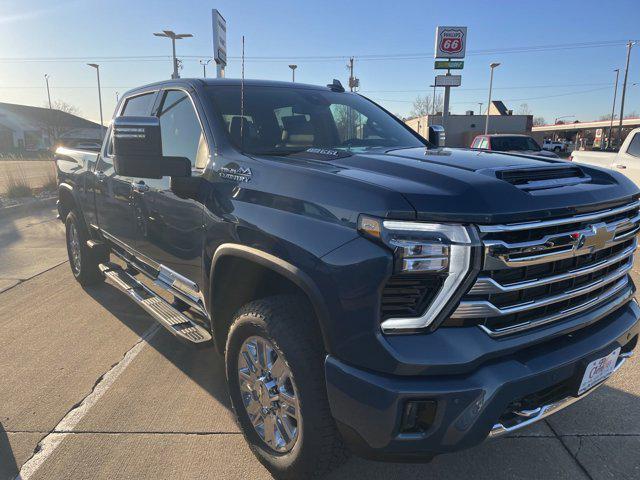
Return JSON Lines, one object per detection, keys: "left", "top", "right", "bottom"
{"left": 212, "top": 9, "right": 227, "bottom": 79}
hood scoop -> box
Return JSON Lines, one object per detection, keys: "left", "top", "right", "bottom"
{"left": 479, "top": 165, "right": 591, "bottom": 192}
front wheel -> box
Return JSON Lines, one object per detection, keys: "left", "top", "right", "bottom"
{"left": 65, "top": 211, "right": 105, "bottom": 286}
{"left": 225, "top": 295, "right": 348, "bottom": 479}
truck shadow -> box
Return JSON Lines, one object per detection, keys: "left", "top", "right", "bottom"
{"left": 84, "top": 281, "right": 640, "bottom": 479}
{"left": 0, "top": 423, "right": 19, "bottom": 480}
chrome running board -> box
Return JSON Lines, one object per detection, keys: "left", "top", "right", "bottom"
{"left": 489, "top": 351, "right": 633, "bottom": 437}
{"left": 99, "top": 262, "right": 212, "bottom": 344}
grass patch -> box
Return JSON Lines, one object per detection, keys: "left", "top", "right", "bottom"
{"left": 42, "top": 162, "right": 58, "bottom": 192}
{"left": 3, "top": 164, "right": 34, "bottom": 198}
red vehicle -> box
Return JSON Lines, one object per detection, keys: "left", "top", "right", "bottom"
{"left": 470, "top": 134, "right": 559, "bottom": 158}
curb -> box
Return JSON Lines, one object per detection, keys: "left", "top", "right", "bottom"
{"left": 0, "top": 196, "right": 57, "bottom": 219}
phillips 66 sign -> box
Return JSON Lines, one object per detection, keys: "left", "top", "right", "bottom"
{"left": 434, "top": 26, "right": 467, "bottom": 59}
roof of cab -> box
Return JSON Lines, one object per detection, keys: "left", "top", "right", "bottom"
{"left": 122, "top": 78, "right": 331, "bottom": 98}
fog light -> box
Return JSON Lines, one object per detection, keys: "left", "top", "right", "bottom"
{"left": 399, "top": 400, "right": 437, "bottom": 434}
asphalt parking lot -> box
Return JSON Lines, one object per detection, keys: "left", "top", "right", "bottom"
{"left": 1, "top": 206, "right": 640, "bottom": 480}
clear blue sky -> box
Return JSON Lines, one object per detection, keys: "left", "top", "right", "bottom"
{"left": 0, "top": 0, "right": 638, "bottom": 124}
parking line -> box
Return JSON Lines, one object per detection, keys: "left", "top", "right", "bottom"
{"left": 14, "top": 323, "right": 161, "bottom": 480}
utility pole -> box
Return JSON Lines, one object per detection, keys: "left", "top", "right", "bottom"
{"left": 87, "top": 64, "right": 104, "bottom": 140}
{"left": 289, "top": 64, "right": 297, "bottom": 82}
{"left": 484, "top": 62, "right": 500, "bottom": 135}
{"left": 607, "top": 68, "right": 620, "bottom": 150}
{"left": 617, "top": 40, "right": 635, "bottom": 148}
{"left": 153, "top": 30, "right": 193, "bottom": 79}
{"left": 200, "top": 59, "right": 211, "bottom": 78}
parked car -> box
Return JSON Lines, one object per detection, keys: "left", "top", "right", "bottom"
{"left": 571, "top": 127, "right": 640, "bottom": 186}
{"left": 542, "top": 139, "right": 566, "bottom": 152}
{"left": 471, "top": 134, "right": 559, "bottom": 158}
{"left": 56, "top": 78, "right": 640, "bottom": 479}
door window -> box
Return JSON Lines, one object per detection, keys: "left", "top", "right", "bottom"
{"left": 158, "top": 90, "right": 209, "bottom": 169}
{"left": 627, "top": 133, "right": 640, "bottom": 158}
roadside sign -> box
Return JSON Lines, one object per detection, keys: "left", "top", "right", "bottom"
{"left": 212, "top": 9, "right": 227, "bottom": 67}
{"left": 434, "top": 60, "right": 464, "bottom": 70}
{"left": 434, "top": 26, "right": 467, "bottom": 59}
{"left": 435, "top": 75, "right": 462, "bottom": 87}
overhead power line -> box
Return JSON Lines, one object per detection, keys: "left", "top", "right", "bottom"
{"left": 0, "top": 39, "right": 632, "bottom": 64}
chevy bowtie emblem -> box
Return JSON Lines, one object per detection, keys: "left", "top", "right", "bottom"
{"left": 575, "top": 222, "right": 615, "bottom": 251}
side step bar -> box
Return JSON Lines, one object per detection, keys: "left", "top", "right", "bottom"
{"left": 99, "top": 262, "right": 212, "bottom": 344}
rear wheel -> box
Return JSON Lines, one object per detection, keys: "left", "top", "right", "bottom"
{"left": 225, "top": 295, "right": 348, "bottom": 479}
{"left": 65, "top": 211, "right": 105, "bottom": 286}
{"left": 553, "top": 146, "right": 561, "bottom": 152}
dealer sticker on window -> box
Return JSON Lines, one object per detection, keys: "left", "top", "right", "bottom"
{"left": 578, "top": 347, "right": 621, "bottom": 395}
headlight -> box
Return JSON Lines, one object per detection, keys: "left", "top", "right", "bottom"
{"left": 358, "top": 215, "right": 477, "bottom": 333}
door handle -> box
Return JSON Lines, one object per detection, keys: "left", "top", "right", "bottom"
{"left": 95, "top": 170, "right": 106, "bottom": 181}
{"left": 131, "top": 181, "right": 150, "bottom": 193}
{"left": 615, "top": 164, "right": 627, "bottom": 169}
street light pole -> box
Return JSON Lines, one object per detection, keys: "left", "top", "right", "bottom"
{"left": 478, "top": 102, "right": 483, "bottom": 115}
{"left": 199, "top": 59, "right": 211, "bottom": 78}
{"left": 87, "top": 63, "right": 104, "bottom": 140}
{"left": 607, "top": 68, "right": 620, "bottom": 150}
{"left": 44, "top": 74, "right": 52, "bottom": 109}
{"left": 288, "top": 64, "right": 297, "bottom": 82}
{"left": 617, "top": 40, "right": 635, "bottom": 148}
{"left": 484, "top": 62, "right": 500, "bottom": 135}
{"left": 153, "top": 30, "right": 193, "bottom": 79}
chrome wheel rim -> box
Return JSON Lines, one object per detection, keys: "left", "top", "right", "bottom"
{"left": 69, "top": 223, "right": 81, "bottom": 273}
{"left": 238, "top": 335, "right": 300, "bottom": 452}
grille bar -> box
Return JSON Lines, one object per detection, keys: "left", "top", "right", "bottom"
{"left": 470, "top": 241, "right": 636, "bottom": 295}
{"left": 479, "top": 278, "right": 632, "bottom": 338}
{"left": 479, "top": 200, "right": 640, "bottom": 233}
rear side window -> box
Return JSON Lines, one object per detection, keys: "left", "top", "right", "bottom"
{"left": 479, "top": 138, "right": 489, "bottom": 149}
{"left": 122, "top": 92, "right": 156, "bottom": 116}
{"left": 627, "top": 133, "right": 640, "bottom": 158}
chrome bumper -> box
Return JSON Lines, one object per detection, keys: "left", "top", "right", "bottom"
{"left": 489, "top": 350, "right": 634, "bottom": 437}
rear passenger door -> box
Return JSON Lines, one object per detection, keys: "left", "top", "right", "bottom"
{"left": 131, "top": 88, "right": 210, "bottom": 286}
{"left": 95, "top": 91, "right": 158, "bottom": 250}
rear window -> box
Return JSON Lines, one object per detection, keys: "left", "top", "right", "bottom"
{"left": 491, "top": 136, "right": 540, "bottom": 152}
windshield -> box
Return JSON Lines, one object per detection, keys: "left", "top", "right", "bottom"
{"left": 207, "top": 85, "right": 425, "bottom": 155}
{"left": 491, "top": 136, "right": 541, "bottom": 152}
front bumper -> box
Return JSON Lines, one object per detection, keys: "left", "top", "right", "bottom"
{"left": 325, "top": 299, "right": 640, "bottom": 462}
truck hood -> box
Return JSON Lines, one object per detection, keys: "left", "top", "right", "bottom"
{"left": 325, "top": 147, "right": 639, "bottom": 224}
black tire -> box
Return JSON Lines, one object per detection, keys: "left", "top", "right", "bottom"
{"left": 553, "top": 146, "right": 561, "bottom": 152}
{"left": 65, "top": 211, "right": 105, "bottom": 286}
{"left": 225, "top": 295, "right": 348, "bottom": 479}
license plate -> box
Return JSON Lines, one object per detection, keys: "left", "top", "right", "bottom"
{"left": 578, "top": 347, "right": 621, "bottom": 395}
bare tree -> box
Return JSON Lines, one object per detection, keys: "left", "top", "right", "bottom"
{"left": 533, "top": 116, "right": 546, "bottom": 126}
{"left": 51, "top": 100, "right": 81, "bottom": 116}
{"left": 517, "top": 103, "right": 532, "bottom": 115}
{"left": 410, "top": 94, "right": 444, "bottom": 118}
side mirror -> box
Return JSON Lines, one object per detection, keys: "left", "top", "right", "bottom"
{"left": 428, "top": 125, "right": 446, "bottom": 147}
{"left": 112, "top": 116, "right": 191, "bottom": 179}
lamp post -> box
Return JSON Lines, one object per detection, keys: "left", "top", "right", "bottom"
{"left": 607, "top": 69, "right": 620, "bottom": 149}
{"left": 484, "top": 62, "right": 500, "bottom": 135}
{"left": 44, "top": 74, "right": 52, "bottom": 109}
{"left": 477, "top": 102, "right": 483, "bottom": 115}
{"left": 199, "top": 59, "right": 211, "bottom": 78}
{"left": 153, "top": 30, "right": 193, "bottom": 79}
{"left": 288, "top": 64, "right": 297, "bottom": 82}
{"left": 87, "top": 63, "right": 104, "bottom": 140}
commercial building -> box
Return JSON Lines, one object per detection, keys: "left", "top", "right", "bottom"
{"left": 0, "top": 102, "right": 104, "bottom": 153}
{"left": 405, "top": 100, "right": 533, "bottom": 148}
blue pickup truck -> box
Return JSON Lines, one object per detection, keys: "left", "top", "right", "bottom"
{"left": 56, "top": 78, "right": 640, "bottom": 478}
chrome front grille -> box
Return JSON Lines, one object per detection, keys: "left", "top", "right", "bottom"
{"left": 451, "top": 200, "right": 640, "bottom": 337}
